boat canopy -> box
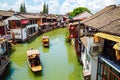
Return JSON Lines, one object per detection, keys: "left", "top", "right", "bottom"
{"left": 94, "top": 32, "right": 120, "bottom": 43}
{"left": 42, "top": 36, "right": 49, "bottom": 39}
{"left": 27, "top": 50, "right": 40, "bottom": 56}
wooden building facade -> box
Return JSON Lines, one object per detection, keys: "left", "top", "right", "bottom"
{"left": 4, "top": 13, "right": 39, "bottom": 42}
{"left": 79, "top": 5, "right": 120, "bottom": 80}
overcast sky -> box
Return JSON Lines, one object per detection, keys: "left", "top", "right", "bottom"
{"left": 0, "top": 0, "right": 120, "bottom": 14}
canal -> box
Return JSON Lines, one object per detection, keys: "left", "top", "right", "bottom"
{"left": 1, "top": 28, "right": 83, "bottom": 80}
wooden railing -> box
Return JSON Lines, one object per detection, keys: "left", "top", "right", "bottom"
{"left": 101, "top": 64, "right": 120, "bottom": 80}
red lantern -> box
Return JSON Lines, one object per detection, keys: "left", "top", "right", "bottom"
{"left": 70, "top": 34, "right": 73, "bottom": 38}
{"left": 69, "top": 25, "right": 76, "bottom": 38}
{"left": 70, "top": 26, "right": 74, "bottom": 29}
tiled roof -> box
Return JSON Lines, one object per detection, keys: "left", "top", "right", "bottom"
{"left": 73, "top": 11, "right": 92, "bottom": 21}
{"left": 82, "top": 5, "right": 120, "bottom": 36}
{"left": 0, "top": 10, "right": 14, "bottom": 16}
{"left": 19, "top": 13, "right": 40, "bottom": 19}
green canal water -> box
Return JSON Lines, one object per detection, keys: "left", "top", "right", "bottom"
{"left": 1, "top": 28, "right": 83, "bottom": 80}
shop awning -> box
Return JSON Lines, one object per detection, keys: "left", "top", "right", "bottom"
{"left": 94, "top": 33, "right": 120, "bottom": 43}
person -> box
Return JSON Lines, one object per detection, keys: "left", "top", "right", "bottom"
{"left": 31, "top": 59, "right": 35, "bottom": 67}
{"left": 35, "top": 55, "right": 40, "bottom": 65}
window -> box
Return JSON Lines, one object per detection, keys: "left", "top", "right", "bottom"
{"left": 30, "top": 20, "right": 33, "bottom": 24}
{"left": 33, "top": 27, "right": 35, "bottom": 33}
{"left": 42, "top": 18, "right": 46, "bottom": 23}
{"left": 27, "top": 28, "right": 30, "bottom": 35}
{"left": 97, "top": 58, "right": 120, "bottom": 80}
{"left": 16, "top": 20, "right": 21, "bottom": 27}
{"left": 81, "top": 44, "right": 85, "bottom": 52}
{"left": 34, "top": 19, "right": 37, "bottom": 24}
{"left": 103, "top": 39, "right": 116, "bottom": 60}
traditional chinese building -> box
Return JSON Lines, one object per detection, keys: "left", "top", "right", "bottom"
{"left": 68, "top": 11, "right": 92, "bottom": 64}
{"left": 80, "top": 5, "right": 120, "bottom": 80}
{"left": 57, "top": 15, "right": 68, "bottom": 28}
{"left": 0, "top": 21, "right": 7, "bottom": 37}
{"left": 4, "top": 13, "right": 39, "bottom": 42}
{"left": 39, "top": 14, "right": 57, "bottom": 33}
{"left": 0, "top": 10, "right": 14, "bottom": 20}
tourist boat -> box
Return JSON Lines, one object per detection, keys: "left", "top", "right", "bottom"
{"left": 42, "top": 36, "right": 49, "bottom": 47}
{"left": 27, "top": 48, "right": 42, "bottom": 72}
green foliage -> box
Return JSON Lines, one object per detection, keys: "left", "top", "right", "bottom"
{"left": 23, "top": 3, "right": 26, "bottom": 13}
{"left": 20, "top": 4, "right": 23, "bottom": 13}
{"left": 43, "top": 3, "right": 46, "bottom": 13}
{"left": 69, "top": 7, "right": 90, "bottom": 17}
{"left": 20, "top": 2, "right": 26, "bottom": 13}
{"left": 42, "top": 3, "right": 48, "bottom": 14}
{"left": 46, "top": 4, "right": 48, "bottom": 14}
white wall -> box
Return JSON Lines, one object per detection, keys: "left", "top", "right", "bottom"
{"left": 87, "top": 37, "right": 104, "bottom": 80}
{"left": 22, "top": 28, "right": 27, "bottom": 40}
{"left": 10, "top": 28, "right": 27, "bottom": 41}
{"left": 26, "top": 24, "right": 38, "bottom": 32}
{"left": 3, "top": 19, "right": 9, "bottom": 30}
{"left": 87, "top": 37, "right": 98, "bottom": 80}
{"left": 11, "top": 29, "right": 22, "bottom": 39}
{"left": 81, "top": 37, "right": 98, "bottom": 80}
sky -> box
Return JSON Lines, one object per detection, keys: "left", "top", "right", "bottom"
{"left": 0, "top": 0, "right": 120, "bottom": 15}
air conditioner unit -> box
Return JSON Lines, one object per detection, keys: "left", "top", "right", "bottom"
{"left": 90, "top": 43, "right": 103, "bottom": 56}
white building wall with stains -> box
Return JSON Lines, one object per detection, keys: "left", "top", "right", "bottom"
{"left": 81, "top": 36, "right": 101, "bottom": 80}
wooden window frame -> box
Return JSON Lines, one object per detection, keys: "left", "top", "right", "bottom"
{"left": 97, "top": 59, "right": 120, "bottom": 80}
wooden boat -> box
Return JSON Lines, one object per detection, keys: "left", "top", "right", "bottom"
{"left": 27, "top": 48, "right": 42, "bottom": 72}
{"left": 42, "top": 36, "right": 49, "bottom": 47}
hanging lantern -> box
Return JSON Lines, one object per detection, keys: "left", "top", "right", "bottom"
{"left": 69, "top": 25, "right": 76, "bottom": 38}
{"left": 70, "top": 34, "right": 74, "bottom": 38}
{"left": 70, "top": 26, "right": 74, "bottom": 29}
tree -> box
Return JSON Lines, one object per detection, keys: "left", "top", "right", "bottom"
{"left": 20, "top": 2, "right": 26, "bottom": 13}
{"left": 43, "top": 3, "right": 46, "bottom": 14}
{"left": 69, "top": 7, "right": 90, "bottom": 18}
{"left": 20, "top": 4, "right": 23, "bottom": 12}
{"left": 42, "top": 3, "right": 49, "bottom": 14}
{"left": 23, "top": 2, "right": 26, "bottom": 13}
{"left": 46, "top": 4, "right": 48, "bottom": 14}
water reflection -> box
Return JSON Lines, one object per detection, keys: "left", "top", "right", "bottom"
{"left": 41, "top": 46, "right": 49, "bottom": 53}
